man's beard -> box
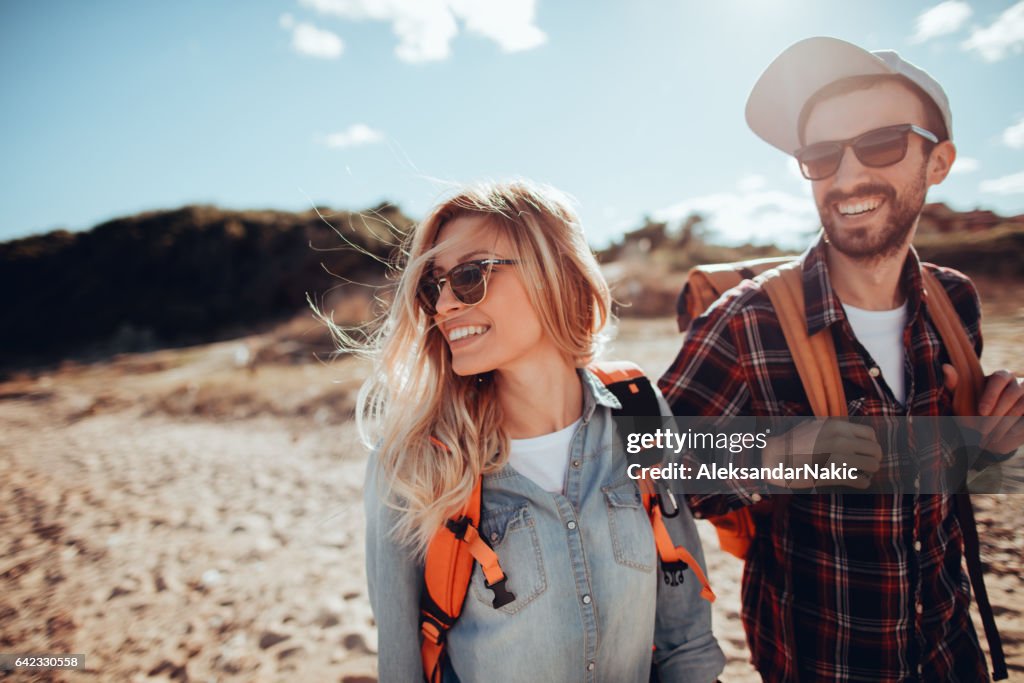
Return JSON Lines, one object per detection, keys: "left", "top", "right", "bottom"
{"left": 817, "top": 170, "right": 927, "bottom": 262}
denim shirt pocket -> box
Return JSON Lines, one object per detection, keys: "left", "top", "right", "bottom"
{"left": 602, "top": 482, "right": 656, "bottom": 573}
{"left": 471, "top": 504, "right": 547, "bottom": 614}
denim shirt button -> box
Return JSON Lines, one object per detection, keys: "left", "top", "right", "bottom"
{"left": 567, "top": 521, "right": 577, "bottom": 530}
{"left": 582, "top": 594, "right": 592, "bottom": 605}
{"left": 587, "top": 662, "right": 595, "bottom": 671}
{"left": 490, "top": 531, "right": 499, "bottom": 542}
{"left": 572, "top": 459, "right": 581, "bottom": 468}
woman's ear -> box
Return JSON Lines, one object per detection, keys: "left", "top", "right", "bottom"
{"left": 926, "top": 140, "right": 957, "bottom": 187}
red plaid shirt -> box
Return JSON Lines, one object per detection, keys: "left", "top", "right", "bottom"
{"left": 658, "top": 237, "right": 989, "bottom": 682}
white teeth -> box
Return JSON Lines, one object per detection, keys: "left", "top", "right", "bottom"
{"left": 448, "top": 325, "right": 488, "bottom": 342}
{"left": 837, "top": 198, "right": 881, "bottom": 215}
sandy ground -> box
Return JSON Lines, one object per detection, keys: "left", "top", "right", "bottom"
{"left": 1, "top": 304, "right": 1022, "bottom": 682}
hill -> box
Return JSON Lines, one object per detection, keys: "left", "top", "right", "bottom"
{"left": 0, "top": 204, "right": 413, "bottom": 368}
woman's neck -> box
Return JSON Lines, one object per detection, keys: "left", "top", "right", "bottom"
{"left": 495, "top": 354, "right": 583, "bottom": 439}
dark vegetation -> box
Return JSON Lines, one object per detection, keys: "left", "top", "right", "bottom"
{"left": 0, "top": 204, "right": 413, "bottom": 368}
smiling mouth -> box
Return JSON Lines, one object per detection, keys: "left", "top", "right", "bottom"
{"left": 448, "top": 325, "right": 490, "bottom": 343}
{"left": 835, "top": 196, "right": 884, "bottom": 217}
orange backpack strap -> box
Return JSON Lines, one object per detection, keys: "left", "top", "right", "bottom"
{"left": 594, "top": 364, "right": 718, "bottom": 605}
{"left": 587, "top": 359, "right": 645, "bottom": 386}
{"left": 420, "top": 462, "right": 514, "bottom": 682}
{"left": 636, "top": 477, "right": 715, "bottom": 602}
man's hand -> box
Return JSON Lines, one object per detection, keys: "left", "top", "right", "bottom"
{"left": 763, "top": 419, "right": 882, "bottom": 489}
{"left": 944, "top": 364, "right": 1024, "bottom": 455}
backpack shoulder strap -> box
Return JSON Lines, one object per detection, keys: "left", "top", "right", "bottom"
{"left": 587, "top": 360, "right": 661, "bottom": 416}
{"left": 589, "top": 360, "right": 716, "bottom": 603}
{"left": 759, "top": 261, "right": 847, "bottom": 417}
{"left": 920, "top": 267, "right": 985, "bottom": 416}
{"left": 420, "top": 454, "right": 513, "bottom": 682}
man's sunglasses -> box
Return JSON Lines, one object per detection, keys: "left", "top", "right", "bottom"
{"left": 795, "top": 124, "right": 939, "bottom": 181}
{"left": 416, "top": 258, "right": 517, "bottom": 316}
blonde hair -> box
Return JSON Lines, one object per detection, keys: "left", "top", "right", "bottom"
{"left": 356, "top": 180, "right": 611, "bottom": 556}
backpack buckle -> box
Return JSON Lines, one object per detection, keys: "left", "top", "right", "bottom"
{"left": 658, "top": 487, "right": 680, "bottom": 518}
{"left": 661, "top": 559, "right": 689, "bottom": 587}
{"left": 484, "top": 576, "right": 516, "bottom": 609}
{"left": 445, "top": 516, "right": 471, "bottom": 540}
{"left": 420, "top": 615, "right": 447, "bottom": 645}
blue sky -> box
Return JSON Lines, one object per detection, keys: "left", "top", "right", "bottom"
{"left": 2, "top": 0, "right": 1023, "bottom": 248}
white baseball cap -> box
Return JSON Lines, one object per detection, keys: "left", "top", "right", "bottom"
{"left": 745, "top": 36, "right": 953, "bottom": 155}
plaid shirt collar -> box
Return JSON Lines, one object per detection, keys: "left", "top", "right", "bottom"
{"left": 800, "top": 232, "right": 926, "bottom": 337}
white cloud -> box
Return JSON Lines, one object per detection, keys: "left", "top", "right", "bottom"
{"left": 737, "top": 174, "right": 766, "bottom": 192}
{"left": 652, "top": 189, "right": 820, "bottom": 250}
{"left": 961, "top": 1, "right": 1024, "bottom": 61}
{"left": 281, "top": 14, "right": 344, "bottom": 59}
{"left": 910, "top": 1, "right": 972, "bottom": 44}
{"left": 448, "top": 0, "right": 547, "bottom": 52}
{"left": 323, "top": 124, "right": 386, "bottom": 148}
{"left": 1003, "top": 116, "right": 1024, "bottom": 149}
{"left": 979, "top": 171, "right": 1024, "bottom": 194}
{"left": 949, "top": 156, "right": 980, "bottom": 174}
{"left": 299, "top": 0, "right": 545, "bottom": 63}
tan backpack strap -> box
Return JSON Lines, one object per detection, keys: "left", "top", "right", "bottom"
{"left": 761, "top": 262, "right": 847, "bottom": 417}
{"left": 920, "top": 268, "right": 985, "bottom": 415}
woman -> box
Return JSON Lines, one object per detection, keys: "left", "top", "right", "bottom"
{"left": 357, "top": 181, "right": 724, "bottom": 682}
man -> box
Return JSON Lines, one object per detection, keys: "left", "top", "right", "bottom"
{"left": 659, "top": 37, "right": 1024, "bottom": 681}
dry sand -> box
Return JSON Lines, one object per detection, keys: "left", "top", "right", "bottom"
{"left": 1, "top": 303, "right": 1022, "bottom": 682}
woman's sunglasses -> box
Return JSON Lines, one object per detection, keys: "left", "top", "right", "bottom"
{"left": 416, "top": 258, "right": 517, "bottom": 316}
{"left": 795, "top": 124, "right": 939, "bottom": 181}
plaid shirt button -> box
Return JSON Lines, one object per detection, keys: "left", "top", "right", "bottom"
{"left": 869, "top": 366, "right": 881, "bottom": 378}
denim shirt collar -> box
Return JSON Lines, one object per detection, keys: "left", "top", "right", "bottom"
{"left": 801, "top": 232, "right": 926, "bottom": 337}
{"left": 579, "top": 367, "right": 622, "bottom": 421}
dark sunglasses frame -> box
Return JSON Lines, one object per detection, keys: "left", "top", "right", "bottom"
{"left": 795, "top": 123, "right": 939, "bottom": 181}
{"left": 417, "top": 258, "right": 517, "bottom": 315}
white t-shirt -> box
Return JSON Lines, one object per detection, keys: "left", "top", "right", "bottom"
{"left": 841, "top": 302, "right": 909, "bottom": 404}
{"left": 508, "top": 417, "right": 582, "bottom": 493}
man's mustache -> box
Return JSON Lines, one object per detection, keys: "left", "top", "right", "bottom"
{"left": 822, "top": 183, "right": 896, "bottom": 207}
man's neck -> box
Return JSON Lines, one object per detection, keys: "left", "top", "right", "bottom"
{"left": 825, "top": 242, "right": 909, "bottom": 310}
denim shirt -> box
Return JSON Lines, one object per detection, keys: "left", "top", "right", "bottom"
{"left": 365, "top": 369, "right": 725, "bottom": 683}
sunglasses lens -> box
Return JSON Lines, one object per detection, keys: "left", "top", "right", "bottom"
{"left": 853, "top": 128, "right": 908, "bottom": 167}
{"left": 449, "top": 263, "right": 487, "bottom": 304}
{"left": 797, "top": 143, "right": 843, "bottom": 180}
{"left": 417, "top": 279, "right": 440, "bottom": 315}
